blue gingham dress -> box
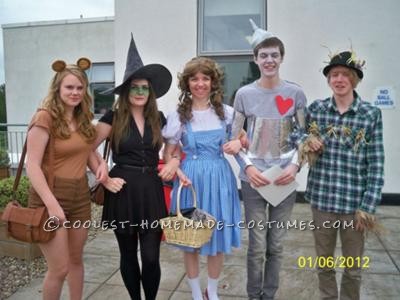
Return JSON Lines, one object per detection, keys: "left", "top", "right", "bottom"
{"left": 170, "top": 120, "right": 241, "bottom": 256}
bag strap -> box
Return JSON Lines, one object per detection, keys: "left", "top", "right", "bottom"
{"left": 12, "top": 139, "right": 28, "bottom": 198}
{"left": 103, "top": 138, "right": 111, "bottom": 162}
{"left": 12, "top": 110, "right": 55, "bottom": 202}
{"left": 103, "top": 110, "right": 116, "bottom": 163}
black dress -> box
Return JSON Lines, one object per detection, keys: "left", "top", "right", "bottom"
{"left": 99, "top": 110, "right": 167, "bottom": 234}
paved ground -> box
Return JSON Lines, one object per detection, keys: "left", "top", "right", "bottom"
{"left": 8, "top": 203, "right": 400, "bottom": 299}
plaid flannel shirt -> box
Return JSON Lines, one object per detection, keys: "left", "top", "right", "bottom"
{"left": 300, "top": 93, "right": 384, "bottom": 214}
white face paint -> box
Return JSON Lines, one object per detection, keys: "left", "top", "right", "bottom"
{"left": 254, "top": 46, "right": 283, "bottom": 79}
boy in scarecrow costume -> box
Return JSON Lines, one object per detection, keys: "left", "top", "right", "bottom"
{"left": 300, "top": 49, "right": 385, "bottom": 299}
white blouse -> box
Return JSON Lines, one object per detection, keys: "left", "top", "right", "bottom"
{"left": 162, "top": 104, "right": 234, "bottom": 145}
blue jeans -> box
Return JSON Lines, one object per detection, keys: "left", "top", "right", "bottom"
{"left": 241, "top": 181, "right": 296, "bottom": 300}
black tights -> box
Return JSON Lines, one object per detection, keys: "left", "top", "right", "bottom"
{"left": 114, "top": 231, "right": 162, "bottom": 300}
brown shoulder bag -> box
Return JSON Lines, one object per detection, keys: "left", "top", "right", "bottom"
{"left": 1, "top": 123, "right": 56, "bottom": 243}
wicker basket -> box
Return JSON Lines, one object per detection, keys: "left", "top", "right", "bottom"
{"left": 160, "top": 183, "right": 216, "bottom": 248}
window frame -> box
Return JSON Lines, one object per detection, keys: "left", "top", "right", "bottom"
{"left": 87, "top": 62, "right": 115, "bottom": 117}
{"left": 208, "top": 55, "right": 261, "bottom": 105}
{"left": 197, "top": 0, "right": 267, "bottom": 56}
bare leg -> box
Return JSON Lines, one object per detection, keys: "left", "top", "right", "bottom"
{"left": 207, "top": 253, "right": 223, "bottom": 278}
{"left": 66, "top": 226, "right": 88, "bottom": 300}
{"left": 39, "top": 227, "right": 69, "bottom": 300}
{"left": 184, "top": 251, "right": 200, "bottom": 278}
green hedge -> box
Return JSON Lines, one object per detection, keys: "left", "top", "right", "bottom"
{"left": 0, "top": 148, "right": 10, "bottom": 167}
{"left": 0, "top": 176, "right": 30, "bottom": 209}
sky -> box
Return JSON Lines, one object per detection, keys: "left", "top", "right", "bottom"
{"left": 0, "top": 0, "right": 114, "bottom": 83}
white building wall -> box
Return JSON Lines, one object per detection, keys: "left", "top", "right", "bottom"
{"left": 3, "top": 17, "right": 114, "bottom": 124}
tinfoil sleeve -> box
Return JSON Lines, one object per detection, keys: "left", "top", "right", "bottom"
{"left": 230, "top": 110, "right": 246, "bottom": 140}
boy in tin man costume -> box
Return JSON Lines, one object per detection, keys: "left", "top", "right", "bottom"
{"left": 227, "top": 20, "right": 307, "bottom": 299}
{"left": 299, "top": 49, "right": 385, "bottom": 299}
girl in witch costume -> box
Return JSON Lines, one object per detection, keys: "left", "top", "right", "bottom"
{"left": 93, "top": 35, "right": 176, "bottom": 300}
{"left": 162, "top": 57, "right": 242, "bottom": 300}
{"left": 26, "top": 58, "right": 109, "bottom": 300}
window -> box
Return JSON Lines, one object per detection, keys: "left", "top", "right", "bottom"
{"left": 198, "top": 0, "right": 266, "bottom": 55}
{"left": 198, "top": 0, "right": 265, "bottom": 105}
{"left": 217, "top": 58, "right": 260, "bottom": 106}
{"left": 87, "top": 63, "right": 115, "bottom": 115}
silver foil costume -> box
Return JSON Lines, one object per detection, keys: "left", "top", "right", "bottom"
{"left": 231, "top": 109, "right": 306, "bottom": 166}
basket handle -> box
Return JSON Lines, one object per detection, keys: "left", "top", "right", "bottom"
{"left": 176, "top": 183, "right": 197, "bottom": 218}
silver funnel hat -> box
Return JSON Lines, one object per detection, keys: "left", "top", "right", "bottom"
{"left": 249, "top": 19, "right": 274, "bottom": 49}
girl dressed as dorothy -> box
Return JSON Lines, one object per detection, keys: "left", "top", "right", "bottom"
{"left": 162, "top": 57, "right": 244, "bottom": 300}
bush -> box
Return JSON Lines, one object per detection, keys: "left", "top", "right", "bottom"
{"left": 0, "top": 148, "right": 10, "bottom": 167}
{"left": 0, "top": 176, "right": 30, "bottom": 209}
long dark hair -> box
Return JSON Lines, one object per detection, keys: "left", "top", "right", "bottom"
{"left": 111, "top": 80, "right": 162, "bottom": 152}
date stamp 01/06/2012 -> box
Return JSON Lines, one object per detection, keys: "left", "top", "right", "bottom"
{"left": 297, "top": 256, "right": 370, "bottom": 269}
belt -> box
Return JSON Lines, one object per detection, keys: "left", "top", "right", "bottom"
{"left": 116, "top": 164, "right": 158, "bottom": 173}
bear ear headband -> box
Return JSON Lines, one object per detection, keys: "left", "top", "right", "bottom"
{"left": 51, "top": 57, "right": 91, "bottom": 72}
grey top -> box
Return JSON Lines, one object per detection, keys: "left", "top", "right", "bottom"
{"left": 233, "top": 80, "right": 307, "bottom": 182}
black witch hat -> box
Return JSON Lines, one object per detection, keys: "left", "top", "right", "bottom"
{"left": 112, "top": 34, "right": 172, "bottom": 97}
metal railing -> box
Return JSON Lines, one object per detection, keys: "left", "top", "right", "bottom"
{"left": 0, "top": 123, "right": 109, "bottom": 170}
{"left": 0, "top": 123, "right": 29, "bottom": 167}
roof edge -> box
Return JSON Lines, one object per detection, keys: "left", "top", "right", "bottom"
{"left": 2, "top": 16, "right": 114, "bottom": 29}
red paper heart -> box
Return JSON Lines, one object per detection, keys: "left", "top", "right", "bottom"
{"left": 275, "top": 95, "right": 294, "bottom": 115}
